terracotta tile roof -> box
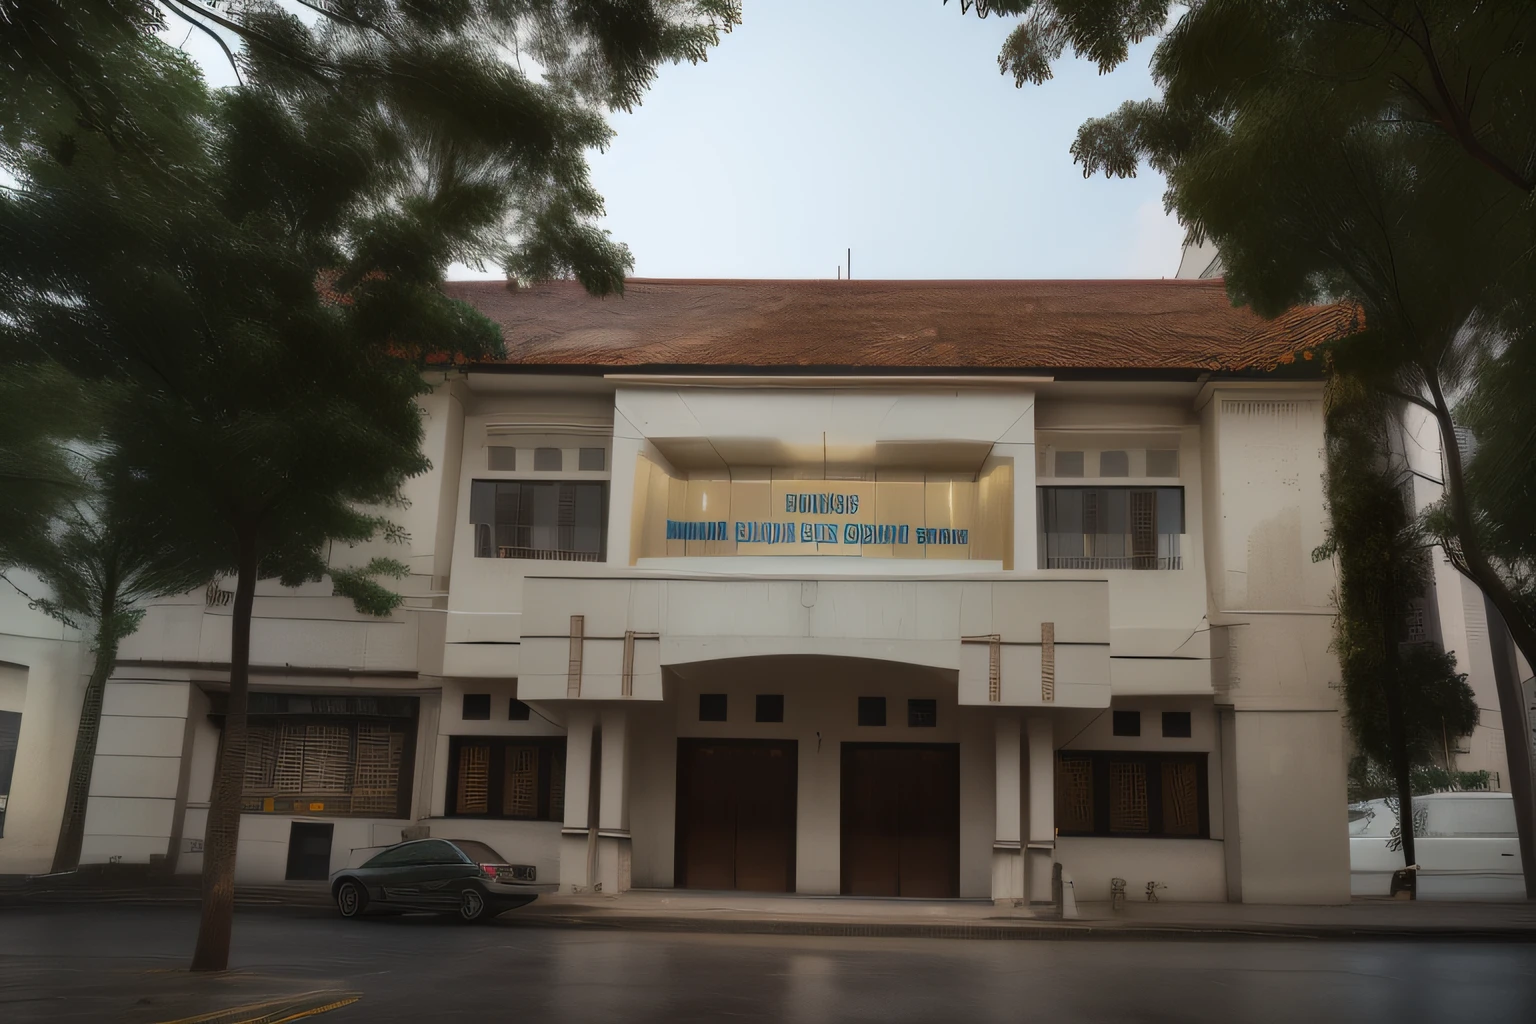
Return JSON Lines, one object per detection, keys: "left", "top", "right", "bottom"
{"left": 443, "top": 278, "right": 1358, "bottom": 374}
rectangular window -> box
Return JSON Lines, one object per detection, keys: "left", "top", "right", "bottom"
{"left": 0, "top": 710, "right": 18, "bottom": 838}
{"left": 1054, "top": 451, "right": 1084, "bottom": 477}
{"left": 1162, "top": 711, "right": 1192, "bottom": 738}
{"left": 907, "top": 699, "right": 937, "bottom": 728}
{"left": 578, "top": 447, "right": 607, "bottom": 472}
{"left": 699, "top": 693, "right": 728, "bottom": 722}
{"left": 469, "top": 480, "right": 608, "bottom": 562}
{"left": 447, "top": 737, "right": 566, "bottom": 820}
{"left": 1098, "top": 450, "right": 1129, "bottom": 477}
{"left": 534, "top": 447, "right": 563, "bottom": 471}
{"left": 1112, "top": 710, "right": 1141, "bottom": 737}
{"left": 857, "top": 696, "right": 886, "bottom": 727}
{"left": 1146, "top": 449, "right": 1179, "bottom": 477}
{"left": 239, "top": 715, "right": 415, "bottom": 818}
{"left": 487, "top": 446, "right": 518, "bottom": 471}
{"left": 755, "top": 694, "right": 784, "bottom": 723}
{"left": 508, "top": 699, "right": 532, "bottom": 722}
{"left": 1054, "top": 752, "right": 1209, "bottom": 838}
{"left": 462, "top": 693, "right": 491, "bottom": 721}
{"left": 1037, "top": 486, "right": 1184, "bottom": 570}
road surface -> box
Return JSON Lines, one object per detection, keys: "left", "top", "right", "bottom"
{"left": 1, "top": 905, "right": 1532, "bottom": 1023}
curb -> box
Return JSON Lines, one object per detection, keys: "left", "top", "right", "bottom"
{"left": 506, "top": 912, "right": 1536, "bottom": 943}
{"left": 5, "top": 890, "right": 1533, "bottom": 942}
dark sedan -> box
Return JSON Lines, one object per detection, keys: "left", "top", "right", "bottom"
{"left": 329, "top": 838, "right": 555, "bottom": 922}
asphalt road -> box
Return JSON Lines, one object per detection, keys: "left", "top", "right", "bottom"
{"left": 1, "top": 905, "right": 1534, "bottom": 1024}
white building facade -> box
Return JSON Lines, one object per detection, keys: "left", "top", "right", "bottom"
{"left": 0, "top": 278, "right": 1360, "bottom": 904}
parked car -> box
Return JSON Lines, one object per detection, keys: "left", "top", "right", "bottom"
{"left": 329, "top": 838, "right": 556, "bottom": 922}
{"left": 1349, "top": 792, "right": 1522, "bottom": 899}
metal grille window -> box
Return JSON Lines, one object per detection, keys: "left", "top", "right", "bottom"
{"left": 907, "top": 699, "right": 937, "bottom": 728}
{"left": 240, "top": 715, "right": 414, "bottom": 818}
{"left": 1037, "top": 486, "right": 1184, "bottom": 570}
{"left": 0, "top": 710, "right": 18, "bottom": 838}
{"left": 1054, "top": 751, "right": 1209, "bottom": 838}
{"left": 469, "top": 480, "right": 607, "bottom": 561}
{"left": 447, "top": 737, "right": 567, "bottom": 821}
{"left": 1055, "top": 755, "right": 1094, "bottom": 833}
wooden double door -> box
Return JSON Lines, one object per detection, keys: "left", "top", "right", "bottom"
{"left": 675, "top": 739, "right": 798, "bottom": 892}
{"left": 841, "top": 743, "right": 960, "bottom": 898}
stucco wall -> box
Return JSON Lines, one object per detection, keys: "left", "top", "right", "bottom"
{"left": 0, "top": 578, "right": 86, "bottom": 875}
{"left": 629, "top": 656, "right": 995, "bottom": 898}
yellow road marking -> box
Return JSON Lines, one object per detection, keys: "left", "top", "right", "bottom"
{"left": 152, "top": 991, "right": 361, "bottom": 1024}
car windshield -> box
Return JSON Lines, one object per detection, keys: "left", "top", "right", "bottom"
{"left": 451, "top": 840, "right": 506, "bottom": 864}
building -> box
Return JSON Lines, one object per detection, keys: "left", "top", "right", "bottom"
{"left": 1176, "top": 246, "right": 1536, "bottom": 788}
{"left": 0, "top": 277, "right": 1361, "bottom": 904}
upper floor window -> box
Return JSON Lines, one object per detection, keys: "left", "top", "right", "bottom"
{"left": 469, "top": 480, "right": 607, "bottom": 562}
{"left": 1038, "top": 486, "right": 1184, "bottom": 570}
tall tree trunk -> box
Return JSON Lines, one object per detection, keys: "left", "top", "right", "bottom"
{"left": 1486, "top": 595, "right": 1536, "bottom": 899}
{"left": 49, "top": 590, "right": 118, "bottom": 874}
{"left": 190, "top": 537, "right": 258, "bottom": 972}
{"left": 1379, "top": 582, "right": 1417, "bottom": 874}
{"left": 1423, "top": 369, "right": 1536, "bottom": 899}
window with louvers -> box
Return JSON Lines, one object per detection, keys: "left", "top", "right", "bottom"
{"left": 1054, "top": 751, "right": 1209, "bottom": 838}
{"left": 240, "top": 716, "right": 412, "bottom": 817}
{"left": 448, "top": 737, "right": 567, "bottom": 820}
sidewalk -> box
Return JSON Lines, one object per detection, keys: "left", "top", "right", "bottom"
{"left": 5, "top": 873, "right": 1534, "bottom": 941}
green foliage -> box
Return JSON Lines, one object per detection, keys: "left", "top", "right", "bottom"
{"left": 0, "top": 365, "right": 88, "bottom": 567}
{"left": 1315, "top": 369, "right": 1478, "bottom": 781}
{"left": 1349, "top": 755, "right": 1492, "bottom": 804}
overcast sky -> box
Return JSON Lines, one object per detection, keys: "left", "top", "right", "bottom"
{"left": 175, "top": 0, "right": 1183, "bottom": 281}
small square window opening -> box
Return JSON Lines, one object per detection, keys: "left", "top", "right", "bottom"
{"left": 1054, "top": 451, "right": 1085, "bottom": 477}
{"left": 908, "top": 699, "right": 937, "bottom": 728}
{"left": 462, "top": 693, "right": 491, "bottom": 721}
{"left": 699, "top": 694, "right": 728, "bottom": 722}
{"left": 509, "top": 699, "right": 531, "bottom": 721}
{"left": 755, "top": 694, "right": 784, "bottom": 723}
{"left": 533, "top": 447, "right": 563, "bottom": 471}
{"left": 1162, "top": 711, "right": 1193, "bottom": 738}
{"left": 578, "top": 448, "right": 606, "bottom": 472}
{"left": 1112, "top": 710, "right": 1141, "bottom": 737}
{"left": 858, "top": 696, "right": 887, "bottom": 727}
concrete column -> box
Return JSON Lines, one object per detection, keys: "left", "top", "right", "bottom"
{"left": 1025, "top": 715, "right": 1055, "bottom": 905}
{"left": 558, "top": 707, "right": 598, "bottom": 892}
{"left": 991, "top": 716, "right": 1024, "bottom": 903}
{"left": 595, "top": 706, "right": 632, "bottom": 894}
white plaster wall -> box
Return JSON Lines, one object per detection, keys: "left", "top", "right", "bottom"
{"left": 1057, "top": 838, "right": 1227, "bottom": 901}
{"left": 1201, "top": 385, "right": 1351, "bottom": 903}
{"left": 0, "top": 576, "right": 87, "bottom": 875}
{"left": 79, "top": 680, "right": 196, "bottom": 866}
{"left": 630, "top": 656, "right": 995, "bottom": 898}
{"left": 1230, "top": 710, "right": 1351, "bottom": 904}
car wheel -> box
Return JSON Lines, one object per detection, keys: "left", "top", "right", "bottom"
{"left": 335, "top": 880, "right": 368, "bottom": 919}
{"left": 458, "top": 887, "right": 490, "bottom": 923}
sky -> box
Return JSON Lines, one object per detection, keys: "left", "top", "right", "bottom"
{"left": 173, "top": 0, "right": 1184, "bottom": 281}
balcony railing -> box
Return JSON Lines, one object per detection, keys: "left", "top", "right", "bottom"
{"left": 1042, "top": 555, "right": 1182, "bottom": 570}
{"left": 495, "top": 546, "right": 601, "bottom": 562}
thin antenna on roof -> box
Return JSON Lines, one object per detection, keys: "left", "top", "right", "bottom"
{"left": 837, "top": 265, "right": 841, "bottom": 280}
{"left": 847, "top": 248, "right": 852, "bottom": 281}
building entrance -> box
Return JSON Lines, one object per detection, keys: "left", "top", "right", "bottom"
{"left": 675, "top": 739, "right": 797, "bottom": 892}
{"left": 840, "top": 743, "right": 960, "bottom": 898}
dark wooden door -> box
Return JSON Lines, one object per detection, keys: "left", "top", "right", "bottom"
{"left": 676, "top": 739, "right": 797, "bottom": 892}
{"left": 841, "top": 743, "right": 959, "bottom": 898}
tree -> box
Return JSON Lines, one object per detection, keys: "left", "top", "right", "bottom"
{"left": 951, "top": 0, "right": 1536, "bottom": 899}
{"left": 0, "top": 367, "right": 84, "bottom": 567}
{"left": 1315, "top": 367, "right": 1479, "bottom": 875}
{"left": 2, "top": 447, "right": 214, "bottom": 873}
{"left": 5, "top": 0, "right": 736, "bottom": 974}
